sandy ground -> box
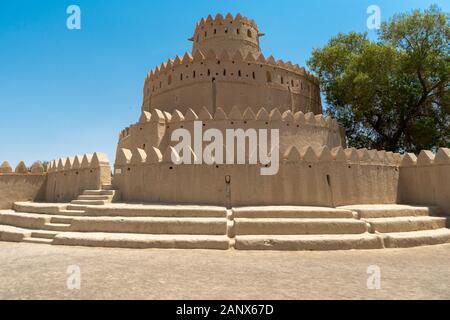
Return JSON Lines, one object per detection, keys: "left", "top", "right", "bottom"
{"left": 0, "top": 242, "right": 449, "bottom": 300}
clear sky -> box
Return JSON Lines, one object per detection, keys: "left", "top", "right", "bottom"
{"left": 1, "top": 0, "right": 448, "bottom": 167}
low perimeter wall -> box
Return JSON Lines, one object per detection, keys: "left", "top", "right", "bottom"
{"left": 399, "top": 148, "right": 450, "bottom": 214}
{"left": 0, "top": 161, "right": 46, "bottom": 209}
{"left": 113, "top": 146, "right": 401, "bottom": 207}
{"left": 45, "top": 153, "right": 112, "bottom": 202}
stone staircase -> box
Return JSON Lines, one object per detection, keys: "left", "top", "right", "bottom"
{"left": 0, "top": 201, "right": 448, "bottom": 250}
{"left": 69, "top": 187, "right": 117, "bottom": 206}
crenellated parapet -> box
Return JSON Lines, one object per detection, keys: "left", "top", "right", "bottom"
{"left": 118, "top": 107, "right": 345, "bottom": 156}
{"left": 0, "top": 161, "right": 45, "bottom": 175}
{"left": 0, "top": 161, "right": 46, "bottom": 209}
{"left": 142, "top": 50, "right": 320, "bottom": 116}
{"left": 138, "top": 13, "right": 321, "bottom": 121}
{"left": 115, "top": 144, "right": 402, "bottom": 170}
{"left": 144, "top": 49, "right": 317, "bottom": 85}
{"left": 113, "top": 143, "right": 401, "bottom": 206}
{"left": 191, "top": 13, "right": 261, "bottom": 58}
{"left": 398, "top": 148, "right": 450, "bottom": 213}
{"left": 45, "top": 152, "right": 111, "bottom": 202}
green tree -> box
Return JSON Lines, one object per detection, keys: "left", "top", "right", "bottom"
{"left": 308, "top": 5, "right": 449, "bottom": 152}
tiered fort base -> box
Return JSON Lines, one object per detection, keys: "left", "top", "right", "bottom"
{"left": 0, "top": 191, "right": 448, "bottom": 250}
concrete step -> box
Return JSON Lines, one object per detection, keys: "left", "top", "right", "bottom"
{"left": 1, "top": 210, "right": 227, "bottom": 235}
{"left": 364, "top": 216, "right": 448, "bottom": 233}
{"left": 0, "top": 210, "right": 50, "bottom": 229}
{"left": 338, "top": 204, "right": 442, "bottom": 218}
{"left": 234, "top": 218, "right": 368, "bottom": 235}
{"left": 14, "top": 202, "right": 66, "bottom": 214}
{"left": 0, "top": 224, "right": 32, "bottom": 241}
{"left": 50, "top": 216, "right": 74, "bottom": 224}
{"left": 43, "top": 223, "right": 72, "bottom": 232}
{"left": 81, "top": 204, "right": 227, "bottom": 218}
{"left": 83, "top": 190, "right": 115, "bottom": 196}
{"left": 53, "top": 232, "right": 230, "bottom": 250}
{"left": 101, "top": 184, "right": 114, "bottom": 190}
{"left": 58, "top": 209, "right": 87, "bottom": 216}
{"left": 233, "top": 206, "right": 355, "bottom": 219}
{"left": 31, "top": 230, "right": 58, "bottom": 239}
{"left": 235, "top": 233, "right": 383, "bottom": 251}
{"left": 66, "top": 204, "right": 91, "bottom": 211}
{"left": 22, "top": 237, "right": 53, "bottom": 244}
{"left": 382, "top": 228, "right": 450, "bottom": 248}
{"left": 77, "top": 195, "right": 113, "bottom": 201}
{"left": 67, "top": 217, "right": 227, "bottom": 235}
{"left": 70, "top": 200, "right": 108, "bottom": 206}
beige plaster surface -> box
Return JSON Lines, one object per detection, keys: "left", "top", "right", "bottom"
{"left": 0, "top": 242, "right": 449, "bottom": 299}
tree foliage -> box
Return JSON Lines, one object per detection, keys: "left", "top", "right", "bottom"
{"left": 308, "top": 5, "right": 449, "bottom": 152}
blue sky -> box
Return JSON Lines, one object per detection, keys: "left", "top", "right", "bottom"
{"left": 0, "top": 0, "right": 448, "bottom": 167}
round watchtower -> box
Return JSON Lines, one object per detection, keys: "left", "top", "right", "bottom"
{"left": 190, "top": 13, "right": 263, "bottom": 57}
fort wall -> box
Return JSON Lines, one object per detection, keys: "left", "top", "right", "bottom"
{"left": 113, "top": 146, "right": 401, "bottom": 207}
{"left": 117, "top": 107, "right": 344, "bottom": 157}
{"left": 142, "top": 50, "right": 321, "bottom": 116}
{"left": 0, "top": 161, "right": 46, "bottom": 209}
{"left": 399, "top": 148, "right": 450, "bottom": 214}
{"left": 45, "top": 153, "right": 112, "bottom": 202}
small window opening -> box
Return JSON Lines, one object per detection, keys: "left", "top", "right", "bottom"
{"left": 266, "top": 71, "right": 272, "bottom": 83}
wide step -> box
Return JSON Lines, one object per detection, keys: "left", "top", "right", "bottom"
{"left": 338, "top": 204, "right": 442, "bottom": 218}
{"left": 233, "top": 206, "right": 355, "bottom": 219}
{"left": 67, "top": 217, "right": 227, "bottom": 235}
{"left": 383, "top": 228, "right": 450, "bottom": 248}
{"left": 80, "top": 204, "right": 227, "bottom": 218}
{"left": 235, "top": 234, "right": 383, "bottom": 251}
{"left": 234, "top": 218, "right": 368, "bottom": 235}
{"left": 364, "top": 216, "right": 448, "bottom": 233}
{"left": 53, "top": 233, "right": 230, "bottom": 250}
{"left": 14, "top": 202, "right": 66, "bottom": 214}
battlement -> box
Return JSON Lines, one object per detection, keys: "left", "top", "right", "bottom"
{"left": 399, "top": 148, "right": 450, "bottom": 167}
{"left": 117, "top": 107, "right": 344, "bottom": 156}
{"left": 195, "top": 13, "right": 258, "bottom": 30}
{"left": 140, "top": 14, "right": 321, "bottom": 117}
{"left": 0, "top": 160, "right": 45, "bottom": 175}
{"left": 47, "top": 152, "right": 110, "bottom": 173}
{"left": 131, "top": 107, "right": 338, "bottom": 132}
{"left": 115, "top": 145, "right": 402, "bottom": 168}
{"left": 45, "top": 152, "right": 111, "bottom": 202}
{"left": 398, "top": 148, "right": 450, "bottom": 213}
{"left": 144, "top": 49, "right": 318, "bottom": 86}
{"left": 191, "top": 13, "right": 261, "bottom": 57}
{"left": 113, "top": 144, "right": 401, "bottom": 206}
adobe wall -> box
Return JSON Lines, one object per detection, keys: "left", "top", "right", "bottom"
{"left": 142, "top": 50, "right": 321, "bottom": 116}
{"left": 117, "top": 107, "right": 344, "bottom": 158}
{"left": 0, "top": 161, "right": 46, "bottom": 209}
{"left": 45, "top": 153, "right": 112, "bottom": 202}
{"left": 113, "top": 146, "right": 400, "bottom": 207}
{"left": 399, "top": 148, "right": 450, "bottom": 214}
{"left": 192, "top": 13, "right": 261, "bottom": 57}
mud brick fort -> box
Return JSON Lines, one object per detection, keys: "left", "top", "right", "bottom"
{"left": 1, "top": 14, "right": 449, "bottom": 250}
